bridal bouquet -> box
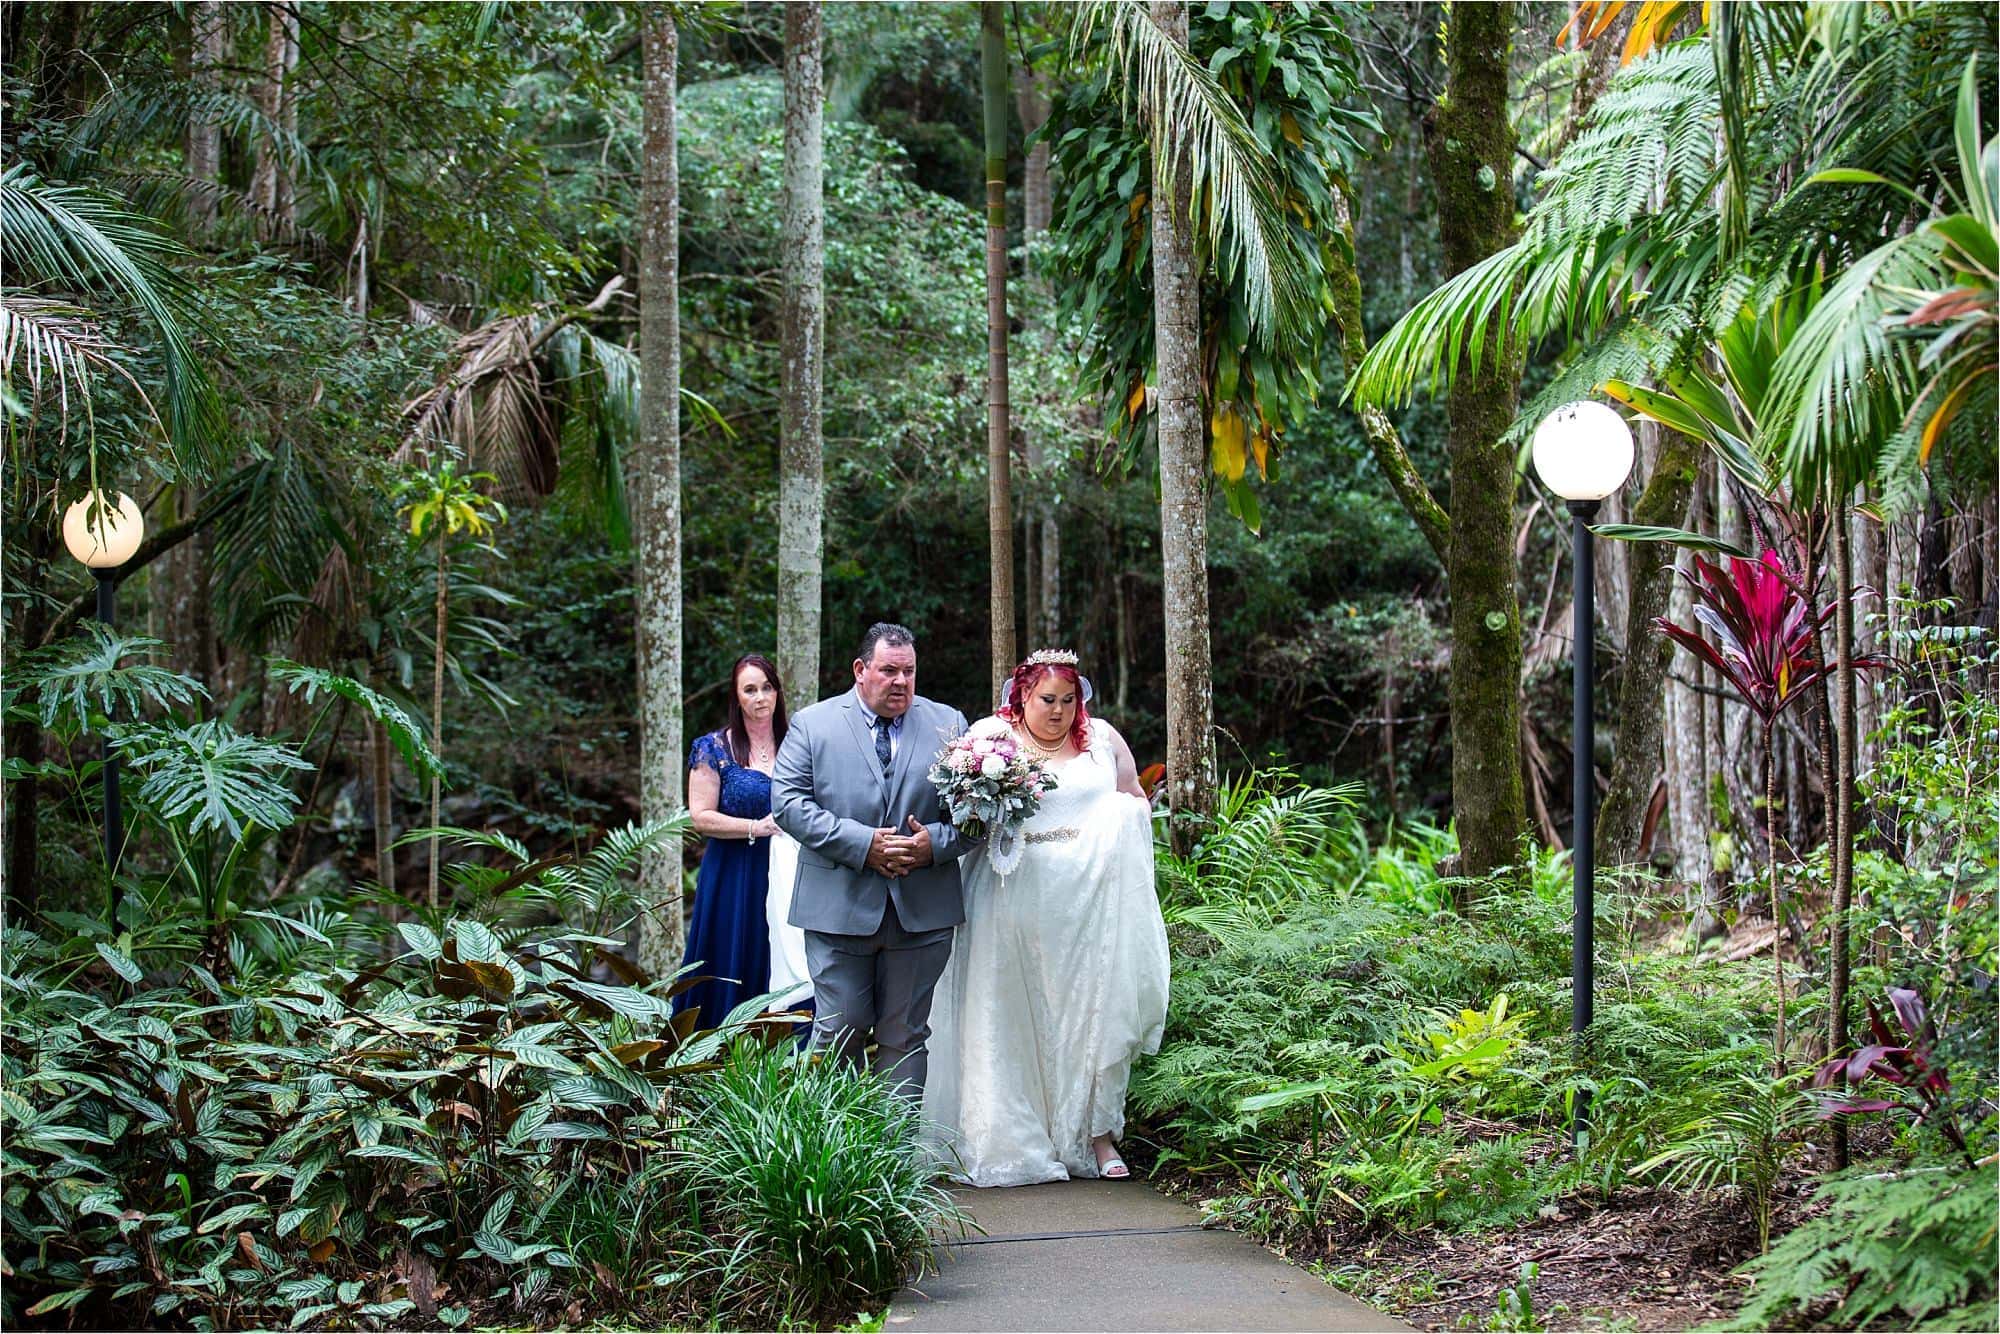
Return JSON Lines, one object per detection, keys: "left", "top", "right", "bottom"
{"left": 928, "top": 732, "right": 1055, "bottom": 876}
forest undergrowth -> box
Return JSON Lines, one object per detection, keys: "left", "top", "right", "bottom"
{"left": 0, "top": 644, "right": 963, "bottom": 1332}
{"left": 1128, "top": 727, "right": 1998, "bottom": 1333}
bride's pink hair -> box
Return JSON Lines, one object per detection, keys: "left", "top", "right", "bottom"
{"left": 999, "top": 661, "right": 1091, "bottom": 751}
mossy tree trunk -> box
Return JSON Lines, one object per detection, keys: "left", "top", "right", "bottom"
{"left": 1599, "top": 427, "right": 1706, "bottom": 864}
{"left": 635, "top": 5, "right": 684, "bottom": 977}
{"left": 1149, "top": 0, "right": 1216, "bottom": 844}
{"left": 1423, "top": 0, "right": 1527, "bottom": 887}
{"left": 777, "top": 1, "right": 825, "bottom": 705}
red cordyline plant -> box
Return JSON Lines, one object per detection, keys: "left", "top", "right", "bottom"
{"left": 1655, "top": 549, "right": 1885, "bottom": 1068}
{"left": 1813, "top": 986, "right": 1976, "bottom": 1168}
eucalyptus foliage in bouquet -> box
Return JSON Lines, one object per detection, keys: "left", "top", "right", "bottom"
{"left": 928, "top": 731, "right": 1054, "bottom": 876}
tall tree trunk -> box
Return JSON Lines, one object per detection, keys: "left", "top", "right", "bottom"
{"left": 427, "top": 524, "right": 446, "bottom": 908}
{"left": 1663, "top": 463, "right": 1713, "bottom": 913}
{"left": 187, "top": 1, "right": 223, "bottom": 232}
{"left": 156, "top": 485, "right": 217, "bottom": 696}
{"left": 981, "top": 3, "right": 1015, "bottom": 687}
{"left": 635, "top": 5, "right": 685, "bottom": 976}
{"left": 1764, "top": 723, "right": 1787, "bottom": 1073}
{"left": 251, "top": 2, "right": 297, "bottom": 237}
{"left": 1828, "top": 494, "right": 1858, "bottom": 1165}
{"left": 1017, "top": 60, "right": 1061, "bottom": 646}
{"left": 1023, "top": 516, "right": 1042, "bottom": 652}
{"left": 3, "top": 524, "right": 54, "bottom": 917}
{"left": 370, "top": 714, "right": 395, "bottom": 893}
{"left": 168, "top": 6, "right": 227, "bottom": 703}
{"left": 274, "top": 6, "right": 298, "bottom": 230}
{"left": 777, "top": 1, "right": 825, "bottom": 706}
{"left": 1600, "top": 426, "right": 1704, "bottom": 863}
{"left": 1425, "top": 0, "right": 1527, "bottom": 885}
{"left": 1149, "top": 0, "right": 1215, "bottom": 843}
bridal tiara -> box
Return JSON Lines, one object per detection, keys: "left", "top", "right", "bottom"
{"left": 1001, "top": 648, "right": 1094, "bottom": 709}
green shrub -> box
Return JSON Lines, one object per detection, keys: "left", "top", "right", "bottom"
{"left": 1134, "top": 777, "right": 1789, "bottom": 1241}
{"left": 0, "top": 915, "right": 768, "bottom": 1329}
{"left": 675, "top": 1044, "right": 965, "bottom": 1325}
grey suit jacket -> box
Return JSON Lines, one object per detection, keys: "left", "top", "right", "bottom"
{"left": 772, "top": 688, "right": 975, "bottom": 935}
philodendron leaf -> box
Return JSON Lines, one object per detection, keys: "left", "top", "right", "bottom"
{"left": 113, "top": 719, "right": 313, "bottom": 840}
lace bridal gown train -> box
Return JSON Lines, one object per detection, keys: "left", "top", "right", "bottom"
{"left": 923, "top": 717, "right": 1171, "bottom": 1186}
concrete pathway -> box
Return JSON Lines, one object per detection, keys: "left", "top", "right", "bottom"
{"left": 888, "top": 1180, "right": 1408, "bottom": 1333}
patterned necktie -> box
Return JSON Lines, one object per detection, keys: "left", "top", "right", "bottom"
{"left": 876, "top": 716, "right": 900, "bottom": 776}
{"left": 873, "top": 714, "right": 893, "bottom": 775}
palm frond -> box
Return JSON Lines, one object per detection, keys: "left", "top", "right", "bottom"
{"left": 1760, "top": 231, "right": 1946, "bottom": 500}
{"left": 0, "top": 165, "right": 223, "bottom": 468}
{"left": 266, "top": 660, "right": 444, "bottom": 781}
{"left": 208, "top": 442, "right": 344, "bottom": 645}
{"left": 56, "top": 78, "right": 318, "bottom": 196}
{"left": 401, "top": 314, "right": 559, "bottom": 500}
{"left": 0, "top": 295, "right": 153, "bottom": 436}
{"left": 1078, "top": 0, "right": 1314, "bottom": 345}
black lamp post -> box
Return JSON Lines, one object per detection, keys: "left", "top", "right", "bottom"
{"left": 1530, "top": 402, "right": 1634, "bottom": 1151}
{"left": 63, "top": 491, "right": 145, "bottom": 931}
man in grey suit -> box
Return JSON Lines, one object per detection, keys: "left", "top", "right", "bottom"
{"left": 772, "top": 622, "right": 976, "bottom": 1094}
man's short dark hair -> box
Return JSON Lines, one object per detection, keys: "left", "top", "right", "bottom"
{"left": 857, "top": 622, "right": 916, "bottom": 665}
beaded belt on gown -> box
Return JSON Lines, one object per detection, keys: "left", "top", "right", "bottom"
{"left": 1024, "top": 826, "right": 1080, "bottom": 845}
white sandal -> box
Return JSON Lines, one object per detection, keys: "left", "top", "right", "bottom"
{"left": 1094, "top": 1141, "right": 1131, "bottom": 1179}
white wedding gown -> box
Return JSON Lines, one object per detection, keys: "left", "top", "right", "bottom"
{"left": 923, "top": 716, "right": 1172, "bottom": 1186}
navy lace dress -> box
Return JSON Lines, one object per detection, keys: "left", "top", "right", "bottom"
{"left": 671, "top": 732, "right": 773, "bottom": 1029}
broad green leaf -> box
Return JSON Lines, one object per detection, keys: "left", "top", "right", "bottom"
{"left": 1593, "top": 523, "right": 1754, "bottom": 557}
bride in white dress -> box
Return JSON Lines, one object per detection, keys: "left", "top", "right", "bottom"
{"left": 924, "top": 651, "right": 1171, "bottom": 1185}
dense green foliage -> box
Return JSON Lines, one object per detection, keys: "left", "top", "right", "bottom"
{"left": 4, "top": 2, "right": 1997, "bottom": 1329}
{"left": 1044, "top": 1, "right": 1376, "bottom": 528}
{"left": 1132, "top": 656, "right": 1997, "bottom": 1325}
{"left": 0, "top": 639, "right": 959, "bottom": 1330}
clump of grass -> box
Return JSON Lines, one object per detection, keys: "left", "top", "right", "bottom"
{"left": 677, "top": 1043, "right": 967, "bottom": 1325}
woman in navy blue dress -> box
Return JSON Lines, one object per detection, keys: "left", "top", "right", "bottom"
{"left": 672, "top": 654, "right": 789, "bottom": 1029}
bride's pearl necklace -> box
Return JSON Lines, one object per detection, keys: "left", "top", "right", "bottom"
{"left": 1019, "top": 727, "right": 1068, "bottom": 759}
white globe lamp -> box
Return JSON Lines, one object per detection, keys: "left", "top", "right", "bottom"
{"left": 62, "top": 491, "right": 146, "bottom": 569}
{"left": 1531, "top": 400, "right": 1635, "bottom": 503}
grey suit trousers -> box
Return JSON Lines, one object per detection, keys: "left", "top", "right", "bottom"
{"left": 804, "top": 899, "right": 953, "bottom": 1095}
